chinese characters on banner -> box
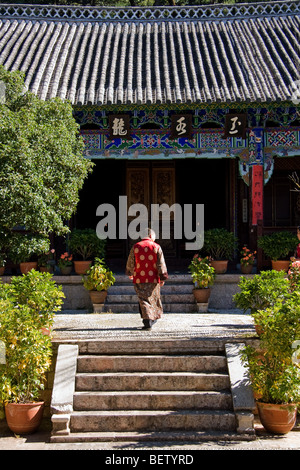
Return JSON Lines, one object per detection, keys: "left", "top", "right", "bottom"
{"left": 224, "top": 114, "right": 247, "bottom": 139}
{"left": 252, "top": 165, "right": 263, "bottom": 225}
{"left": 108, "top": 113, "right": 247, "bottom": 140}
{"left": 108, "top": 114, "right": 193, "bottom": 140}
{"left": 109, "top": 115, "right": 130, "bottom": 139}
{"left": 170, "top": 115, "right": 192, "bottom": 139}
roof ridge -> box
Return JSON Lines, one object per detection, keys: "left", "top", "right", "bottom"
{"left": 0, "top": 1, "right": 299, "bottom": 24}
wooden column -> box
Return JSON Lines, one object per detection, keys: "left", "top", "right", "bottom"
{"left": 248, "top": 128, "right": 264, "bottom": 271}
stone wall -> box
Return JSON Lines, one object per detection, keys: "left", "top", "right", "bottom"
{"left": 1, "top": 273, "right": 247, "bottom": 311}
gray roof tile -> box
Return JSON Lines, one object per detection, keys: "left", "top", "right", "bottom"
{"left": 0, "top": 2, "right": 299, "bottom": 105}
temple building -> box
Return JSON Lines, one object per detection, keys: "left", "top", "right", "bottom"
{"left": 0, "top": 2, "right": 299, "bottom": 269}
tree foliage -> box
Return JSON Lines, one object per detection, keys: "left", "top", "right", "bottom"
{"left": 0, "top": 66, "right": 93, "bottom": 258}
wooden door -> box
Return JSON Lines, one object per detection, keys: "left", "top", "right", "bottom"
{"left": 126, "top": 164, "right": 177, "bottom": 257}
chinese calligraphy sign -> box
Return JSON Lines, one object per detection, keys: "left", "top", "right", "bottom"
{"left": 252, "top": 165, "right": 263, "bottom": 225}
{"left": 224, "top": 113, "right": 247, "bottom": 139}
{"left": 170, "top": 114, "right": 192, "bottom": 139}
{"left": 109, "top": 114, "right": 130, "bottom": 139}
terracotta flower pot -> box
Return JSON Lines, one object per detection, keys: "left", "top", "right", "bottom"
{"left": 60, "top": 266, "right": 72, "bottom": 275}
{"left": 20, "top": 262, "right": 38, "bottom": 274}
{"left": 5, "top": 402, "right": 44, "bottom": 435}
{"left": 241, "top": 264, "right": 253, "bottom": 274}
{"left": 41, "top": 326, "right": 51, "bottom": 336}
{"left": 89, "top": 290, "right": 107, "bottom": 304}
{"left": 271, "top": 260, "right": 290, "bottom": 272}
{"left": 257, "top": 402, "right": 297, "bottom": 434}
{"left": 193, "top": 288, "right": 211, "bottom": 303}
{"left": 74, "top": 260, "right": 92, "bottom": 275}
{"left": 211, "top": 260, "right": 228, "bottom": 274}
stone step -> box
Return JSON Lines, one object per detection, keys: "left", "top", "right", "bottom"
{"left": 78, "top": 339, "right": 227, "bottom": 355}
{"left": 51, "top": 430, "right": 252, "bottom": 443}
{"left": 108, "top": 285, "right": 194, "bottom": 294}
{"left": 104, "top": 275, "right": 197, "bottom": 313}
{"left": 104, "top": 303, "right": 197, "bottom": 313}
{"left": 50, "top": 341, "right": 256, "bottom": 443}
{"left": 77, "top": 354, "right": 227, "bottom": 373}
{"left": 114, "top": 274, "right": 192, "bottom": 284}
{"left": 105, "top": 293, "right": 195, "bottom": 303}
{"left": 75, "top": 371, "right": 230, "bottom": 391}
{"left": 70, "top": 409, "right": 237, "bottom": 433}
{"left": 73, "top": 390, "right": 233, "bottom": 411}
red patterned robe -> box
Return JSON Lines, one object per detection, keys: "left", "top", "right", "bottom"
{"left": 126, "top": 237, "right": 168, "bottom": 322}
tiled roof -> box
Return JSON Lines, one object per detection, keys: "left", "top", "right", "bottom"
{"left": 0, "top": 1, "right": 299, "bottom": 105}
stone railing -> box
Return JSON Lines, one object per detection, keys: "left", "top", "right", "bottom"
{"left": 0, "top": 1, "right": 298, "bottom": 23}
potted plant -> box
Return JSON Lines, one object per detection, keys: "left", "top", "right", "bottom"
{"left": 82, "top": 258, "right": 115, "bottom": 307}
{"left": 202, "top": 228, "right": 237, "bottom": 273}
{"left": 0, "top": 271, "right": 64, "bottom": 434}
{"left": 240, "top": 246, "right": 256, "bottom": 274}
{"left": 257, "top": 231, "right": 298, "bottom": 271}
{"left": 58, "top": 252, "right": 73, "bottom": 275}
{"left": 0, "top": 302, "right": 51, "bottom": 434}
{"left": 38, "top": 249, "right": 55, "bottom": 273}
{"left": 0, "top": 269, "right": 65, "bottom": 334}
{"left": 188, "top": 255, "right": 216, "bottom": 307}
{"left": 233, "top": 270, "right": 290, "bottom": 334}
{"left": 241, "top": 292, "right": 300, "bottom": 434}
{"left": 68, "top": 229, "right": 106, "bottom": 275}
{"left": 9, "top": 233, "right": 50, "bottom": 274}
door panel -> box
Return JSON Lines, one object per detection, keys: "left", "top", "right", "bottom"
{"left": 126, "top": 164, "right": 177, "bottom": 257}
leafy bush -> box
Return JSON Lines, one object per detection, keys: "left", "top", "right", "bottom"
{"left": 240, "top": 246, "right": 256, "bottom": 267}
{"left": 82, "top": 258, "right": 115, "bottom": 292}
{"left": 0, "top": 270, "right": 65, "bottom": 329}
{"left": 0, "top": 300, "right": 52, "bottom": 403}
{"left": 202, "top": 228, "right": 237, "bottom": 260}
{"left": 0, "top": 65, "right": 93, "bottom": 256}
{"left": 0, "top": 271, "right": 64, "bottom": 405}
{"left": 233, "top": 270, "right": 290, "bottom": 314}
{"left": 242, "top": 292, "right": 300, "bottom": 404}
{"left": 188, "top": 255, "right": 215, "bottom": 289}
{"left": 9, "top": 233, "right": 50, "bottom": 264}
{"left": 257, "top": 231, "right": 298, "bottom": 261}
{"left": 68, "top": 229, "right": 106, "bottom": 261}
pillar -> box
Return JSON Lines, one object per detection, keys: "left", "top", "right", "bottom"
{"left": 249, "top": 128, "right": 264, "bottom": 271}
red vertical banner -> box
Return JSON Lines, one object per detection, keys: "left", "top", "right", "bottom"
{"left": 252, "top": 165, "right": 263, "bottom": 225}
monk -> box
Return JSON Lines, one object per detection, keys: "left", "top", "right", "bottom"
{"left": 126, "top": 228, "right": 168, "bottom": 330}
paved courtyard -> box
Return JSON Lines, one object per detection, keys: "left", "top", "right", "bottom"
{"left": 51, "top": 310, "right": 256, "bottom": 342}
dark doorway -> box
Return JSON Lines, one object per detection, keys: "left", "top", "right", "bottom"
{"left": 75, "top": 158, "right": 231, "bottom": 269}
{"left": 176, "top": 159, "right": 229, "bottom": 231}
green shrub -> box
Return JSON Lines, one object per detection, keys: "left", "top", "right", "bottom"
{"left": 202, "top": 228, "right": 237, "bottom": 260}
{"left": 0, "top": 300, "right": 52, "bottom": 404}
{"left": 188, "top": 256, "right": 216, "bottom": 289}
{"left": 68, "top": 228, "right": 106, "bottom": 261}
{"left": 257, "top": 231, "right": 298, "bottom": 261}
{"left": 0, "top": 270, "right": 65, "bottom": 329}
{"left": 241, "top": 292, "right": 300, "bottom": 404}
{"left": 233, "top": 270, "right": 290, "bottom": 314}
{"left": 82, "top": 258, "right": 115, "bottom": 292}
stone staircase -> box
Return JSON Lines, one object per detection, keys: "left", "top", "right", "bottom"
{"left": 50, "top": 340, "right": 256, "bottom": 443}
{"left": 104, "top": 274, "right": 197, "bottom": 313}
